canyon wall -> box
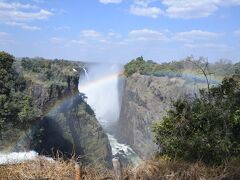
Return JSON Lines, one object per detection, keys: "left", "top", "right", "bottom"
{"left": 0, "top": 60, "right": 112, "bottom": 165}
{"left": 118, "top": 73, "right": 199, "bottom": 159}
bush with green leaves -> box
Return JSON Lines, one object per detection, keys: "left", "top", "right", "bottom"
{"left": 235, "top": 62, "right": 240, "bottom": 75}
{"left": 124, "top": 56, "right": 240, "bottom": 78}
{"left": 152, "top": 75, "right": 240, "bottom": 165}
{"left": 124, "top": 57, "right": 183, "bottom": 77}
{"left": 124, "top": 56, "right": 146, "bottom": 77}
{"left": 0, "top": 52, "right": 36, "bottom": 133}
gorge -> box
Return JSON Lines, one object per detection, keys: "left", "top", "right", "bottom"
{"left": 0, "top": 56, "right": 234, "bottom": 167}
{"left": 0, "top": 59, "right": 112, "bottom": 165}
{"left": 78, "top": 64, "right": 140, "bottom": 165}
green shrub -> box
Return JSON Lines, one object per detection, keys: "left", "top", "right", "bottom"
{"left": 124, "top": 57, "right": 183, "bottom": 77}
{"left": 124, "top": 56, "right": 146, "bottom": 77}
{"left": 0, "top": 52, "right": 36, "bottom": 133}
{"left": 20, "top": 58, "right": 80, "bottom": 86}
{"left": 152, "top": 75, "right": 240, "bottom": 165}
{"left": 124, "top": 56, "right": 239, "bottom": 78}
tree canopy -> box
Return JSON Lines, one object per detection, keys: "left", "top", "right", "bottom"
{"left": 124, "top": 56, "right": 238, "bottom": 79}
{"left": 124, "top": 56, "right": 183, "bottom": 77}
{"left": 152, "top": 75, "right": 240, "bottom": 164}
{"left": 0, "top": 52, "right": 36, "bottom": 134}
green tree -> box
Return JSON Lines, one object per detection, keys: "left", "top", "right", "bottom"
{"left": 152, "top": 75, "right": 240, "bottom": 164}
{"left": 0, "top": 51, "right": 36, "bottom": 134}
{"left": 0, "top": 52, "right": 15, "bottom": 95}
{"left": 234, "top": 62, "right": 240, "bottom": 75}
{"left": 124, "top": 57, "right": 184, "bottom": 77}
{"left": 124, "top": 56, "right": 146, "bottom": 77}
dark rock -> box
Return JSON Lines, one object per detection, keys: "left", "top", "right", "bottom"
{"left": 34, "top": 95, "right": 112, "bottom": 165}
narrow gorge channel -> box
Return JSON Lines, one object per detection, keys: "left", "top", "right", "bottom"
{"left": 78, "top": 64, "right": 140, "bottom": 165}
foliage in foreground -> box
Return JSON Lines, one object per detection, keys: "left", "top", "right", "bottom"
{"left": 152, "top": 75, "right": 240, "bottom": 165}
{"left": 0, "top": 52, "right": 36, "bottom": 134}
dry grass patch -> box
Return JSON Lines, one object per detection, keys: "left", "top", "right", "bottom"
{"left": 0, "top": 157, "right": 116, "bottom": 180}
{"left": 0, "top": 158, "right": 240, "bottom": 180}
{"left": 0, "top": 157, "right": 75, "bottom": 180}
{"left": 132, "top": 160, "right": 240, "bottom": 180}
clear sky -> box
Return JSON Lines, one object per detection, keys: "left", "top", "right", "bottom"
{"left": 0, "top": 0, "right": 240, "bottom": 63}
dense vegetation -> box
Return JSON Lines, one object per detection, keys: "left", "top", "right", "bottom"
{"left": 20, "top": 57, "right": 81, "bottom": 86}
{"left": 152, "top": 72, "right": 240, "bottom": 164}
{"left": 124, "top": 56, "right": 182, "bottom": 77}
{"left": 124, "top": 56, "right": 237, "bottom": 79}
{"left": 0, "top": 54, "right": 83, "bottom": 136}
{"left": 0, "top": 52, "right": 36, "bottom": 135}
{"left": 125, "top": 56, "right": 240, "bottom": 165}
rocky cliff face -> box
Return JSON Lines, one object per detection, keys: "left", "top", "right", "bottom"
{"left": 118, "top": 73, "right": 199, "bottom": 159}
{"left": 25, "top": 75, "right": 79, "bottom": 116}
{"left": 34, "top": 95, "right": 112, "bottom": 165}
{"left": 1, "top": 60, "right": 112, "bottom": 165}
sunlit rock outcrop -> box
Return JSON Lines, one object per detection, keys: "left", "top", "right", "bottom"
{"left": 118, "top": 73, "right": 199, "bottom": 159}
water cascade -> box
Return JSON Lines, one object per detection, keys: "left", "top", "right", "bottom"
{"left": 79, "top": 64, "right": 140, "bottom": 165}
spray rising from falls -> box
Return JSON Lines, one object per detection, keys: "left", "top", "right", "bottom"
{"left": 79, "top": 65, "right": 121, "bottom": 129}
{"left": 79, "top": 64, "right": 140, "bottom": 165}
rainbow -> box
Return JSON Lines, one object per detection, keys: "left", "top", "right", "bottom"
{"left": 143, "top": 69, "right": 221, "bottom": 85}
{"left": 11, "top": 71, "right": 123, "bottom": 150}
{"left": 79, "top": 71, "right": 124, "bottom": 92}
{"left": 46, "top": 69, "right": 221, "bottom": 119}
{"left": 11, "top": 69, "right": 221, "bottom": 151}
{"left": 10, "top": 90, "right": 81, "bottom": 152}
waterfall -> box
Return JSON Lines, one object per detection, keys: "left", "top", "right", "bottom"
{"left": 79, "top": 64, "right": 121, "bottom": 129}
{"left": 78, "top": 64, "right": 140, "bottom": 165}
{"left": 81, "top": 67, "right": 89, "bottom": 80}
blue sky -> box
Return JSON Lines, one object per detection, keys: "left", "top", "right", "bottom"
{"left": 0, "top": 0, "right": 240, "bottom": 63}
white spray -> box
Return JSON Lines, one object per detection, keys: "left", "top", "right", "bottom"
{"left": 79, "top": 64, "right": 122, "bottom": 130}
{"left": 78, "top": 64, "right": 140, "bottom": 165}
